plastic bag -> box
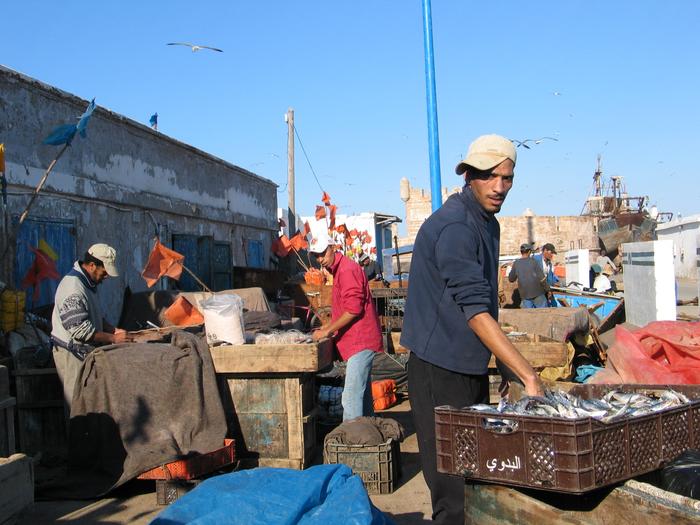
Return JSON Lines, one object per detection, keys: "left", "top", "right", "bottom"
{"left": 660, "top": 449, "right": 700, "bottom": 500}
{"left": 200, "top": 294, "right": 245, "bottom": 345}
{"left": 254, "top": 329, "right": 311, "bottom": 345}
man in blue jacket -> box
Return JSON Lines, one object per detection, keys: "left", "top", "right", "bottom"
{"left": 533, "top": 242, "right": 560, "bottom": 306}
{"left": 401, "top": 134, "right": 544, "bottom": 524}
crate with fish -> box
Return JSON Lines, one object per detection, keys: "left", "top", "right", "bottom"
{"left": 435, "top": 386, "right": 700, "bottom": 493}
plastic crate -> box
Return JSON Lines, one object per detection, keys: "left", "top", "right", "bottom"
{"left": 435, "top": 399, "right": 700, "bottom": 494}
{"left": 324, "top": 438, "right": 401, "bottom": 494}
{"left": 138, "top": 439, "right": 235, "bottom": 481}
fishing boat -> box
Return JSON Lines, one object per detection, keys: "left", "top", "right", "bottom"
{"left": 581, "top": 156, "right": 672, "bottom": 254}
{"left": 551, "top": 285, "right": 624, "bottom": 332}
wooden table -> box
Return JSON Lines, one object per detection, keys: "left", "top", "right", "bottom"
{"left": 211, "top": 340, "right": 333, "bottom": 469}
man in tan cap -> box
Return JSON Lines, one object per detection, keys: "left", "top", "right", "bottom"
{"left": 401, "top": 134, "right": 544, "bottom": 523}
{"left": 51, "top": 243, "right": 130, "bottom": 413}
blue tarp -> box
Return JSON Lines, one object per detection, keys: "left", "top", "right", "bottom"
{"left": 150, "top": 464, "right": 395, "bottom": 525}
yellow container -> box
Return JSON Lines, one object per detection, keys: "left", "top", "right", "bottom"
{"left": 0, "top": 290, "right": 26, "bottom": 332}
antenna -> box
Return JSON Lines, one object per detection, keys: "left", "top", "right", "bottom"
{"left": 593, "top": 154, "right": 602, "bottom": 196}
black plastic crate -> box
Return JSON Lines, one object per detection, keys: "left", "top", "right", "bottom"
{"left": 324, "top": 438, "right": 401, "bottom": 494}
{"left": 435, "top": 396, "right": 700, "bottom": 494}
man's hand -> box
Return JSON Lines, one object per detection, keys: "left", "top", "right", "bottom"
{"left": 112, "top": 328, "right": 131, "bottom": 344}
{"left": 522, "top": 373, "right": 545, "bottom": 397}
{"left": 312, "top": 326, "right": 331, "bottom": 342}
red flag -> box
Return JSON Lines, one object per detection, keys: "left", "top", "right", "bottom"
{"left": 328, "top": 204, "right": 337, "bottom": 230}
{"left": 364, "top": 234, "right": 372, "bottom": 244}
{"left": 141, "top": 239, "right": 185, "bottom": 288}
{"left": 336, "top": 224, "right": 348, "bottom": 235}
{"left": 272, "top": 235, "right": 292, "bottom": 257}
{"left": 349, "top": 229, "right": 359, "bottom": 238}
{"left": 164, "top": 296, "right": 204, "bottom": 326}
{"left": 290, "top": 232, "right": 309, "bottom": 251}
{"left": 303, "top": 221, "right": 311, "bottom": 236}
{"left": 321, "top": 191, "right": 332, "bottom": 205}
{"left": 315, "top": 206, "right": 326, "bottom": 220}
{"left": 21, "top": 246, "right": 60, "bottom": 300}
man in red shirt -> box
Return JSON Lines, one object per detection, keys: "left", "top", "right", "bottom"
{"left": 310, "top": 235, "right": 383, "bottom": 420}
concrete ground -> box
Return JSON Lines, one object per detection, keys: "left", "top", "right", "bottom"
{"left": 22, "top": 397, "right": 432, "bottom": 524}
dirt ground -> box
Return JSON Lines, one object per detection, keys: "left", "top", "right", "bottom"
{"left": 22, "top": 397, "right": 432, "bottom": 524}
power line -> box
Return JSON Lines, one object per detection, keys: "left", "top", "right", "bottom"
{"left": 293, "top": 125, "right": 325, "bottom": 194}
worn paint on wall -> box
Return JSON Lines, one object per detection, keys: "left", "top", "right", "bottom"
{"left": 0, "top": 65, "right": 278, "bottom": 322}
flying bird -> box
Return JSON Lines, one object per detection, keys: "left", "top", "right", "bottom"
{"left": 511, "top": 137, "right": 559, "bottom": 149}
{"left": 166, "top": 42, "right": 223, "bottom": 53}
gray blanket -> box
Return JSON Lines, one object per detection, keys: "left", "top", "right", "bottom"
{"left": 44, "top": 331, "right": 227, "bottom": 499}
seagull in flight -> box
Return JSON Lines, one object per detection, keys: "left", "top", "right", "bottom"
{"left": 167, "top": 42, "right": 223, "bottom": 53}
{"left": 511, "top": 137, "right": 559, "bottom": 149}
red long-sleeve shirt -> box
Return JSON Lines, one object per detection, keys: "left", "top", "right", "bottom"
{"left": 328, "top": 252, "right": 383, "bottom": 360}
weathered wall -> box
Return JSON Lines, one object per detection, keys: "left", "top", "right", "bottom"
{"left": 0, "top": 66, "right": 277, "bottom": 322}
{"left": 399, "top": 180, "right": 598, "bottom": 262}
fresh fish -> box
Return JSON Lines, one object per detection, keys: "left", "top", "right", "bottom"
{"left": 467, "top": 388, "right": 693, "bottom": 424}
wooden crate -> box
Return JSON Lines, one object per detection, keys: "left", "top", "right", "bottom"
{"left": 489, "top": 333, "right": 569, "bottom": 369}
{"left": 13, "top": 367, "right": 66, "bottom": 456}
{"left": 217, "top": 373, "right": 316, "bottom": 469}
{"left": 464, "top": 479, "right": 700, "bottom": 524}
{"left": 210, "top": 340, "right": 333, "bottom": 374}
{"left": 0, "top": 454, "right": 34, "bottom": 523}
{"left": 0, "top": 397, "right": 16, "bottom": 458}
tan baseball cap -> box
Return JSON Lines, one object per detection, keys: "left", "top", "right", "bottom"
{"left": 308, "top": 235, "right": 334, "bottom": 254}
{"left": 88, "top": 243, "right": 119, "bottom": 277}
{"left": 455, "top": 134, "right": 517, "bottom": 175}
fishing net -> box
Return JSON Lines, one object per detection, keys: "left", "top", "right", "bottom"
{"left": 660, "top": 449, "right": 700, "bottom": 500}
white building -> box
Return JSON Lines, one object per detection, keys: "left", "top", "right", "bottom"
{"left": 655, "top": 214, "right": 700, "bottom": 279}
{"left": 300, "top": 211, "right": 401, "bottom": 265}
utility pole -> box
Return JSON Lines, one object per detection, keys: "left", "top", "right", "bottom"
{"left": 286, "top": 108, "right": 295, "bottom": 235}
{"left": 422, "top": 0, "right": 443, "bottom": 212}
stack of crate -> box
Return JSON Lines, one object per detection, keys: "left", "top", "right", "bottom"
{"left": 0, "top": 365, "right": 15, "bottom": 457}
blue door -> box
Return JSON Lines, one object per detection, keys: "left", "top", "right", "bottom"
{"left": 171, "top": 234, "right": 213, "bottom": 291}
{"left": 13, "top": 217, "right": 76, "bottom": 310}
{"left": 246, "top": 239, "right": 264, "bottom": 269}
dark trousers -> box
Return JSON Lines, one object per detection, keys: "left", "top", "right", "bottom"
{"left": 408, "top": 353, "right": 489, "bottom": 524}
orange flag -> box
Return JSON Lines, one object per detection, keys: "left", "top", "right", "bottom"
{"left": 141, "top": 239, "right": 185, "bottom": 288}
{"left": 321, "top": 191, "right": 331, "bottom": 205}
{"left": 272, "top": 235, "right": 293, "bottom": 257}
{"left": 164, "top": 296, "right": 204, "bottom": 326}
{"left": 290, "top": 232, "right": 309, "bottom": 251}
{"left": 315, "top": 205, "right": 326, "bottom": 220}
{"left": 328, "top": 204, "right": 337, "bottom": 230}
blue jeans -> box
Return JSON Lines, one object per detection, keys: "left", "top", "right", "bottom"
{"left": 522, "top": 294, "right": 548, "bottom": 308}
{"left": 342, "top": 349, "right": 376, "bottom": 421}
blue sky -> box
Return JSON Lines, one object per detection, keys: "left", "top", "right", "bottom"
{"left": 3, "top": 1, "right": 699, "bottom": 226}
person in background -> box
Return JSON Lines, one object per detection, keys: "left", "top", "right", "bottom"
{"left": 591, "top": 263, "right": 613, "bottom": 293}
{"left": 51, "top": 243, "right": 131, "bottom": 413}
{"left": 358, "top": 252, "right": 381, "bottom": 281}
{"left": 596, "top": 248, "right": 618, "bottom": 274}
{"left": 310, "top": 235, "right": 383, "bottom": 420}
{"left": 509, "top": 243, "right": 550, "bottom": 308}
{"left": 533, "top": 242, "right": 559, "bottom": 306}
{"left": 401, "top": 134, "right": 544, "bottom": 524}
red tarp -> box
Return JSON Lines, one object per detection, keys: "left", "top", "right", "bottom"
{"left": 590, "top": 321, "right": 700, "bottom": 384}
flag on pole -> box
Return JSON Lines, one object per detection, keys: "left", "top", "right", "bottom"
{"left": 141, "top": 239, "right": 185, "bottom": 287}
{"left": 164, "top": 296, "right": 204, "bottom": 326}
{"left": 289, "top": 232, "right": 308, "bottom": 251}
{"left": 149, "top": 113, "right": 158, "bottom": 130}
{"left": 43, "top": 98, "right": 96, "bottom": 145}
